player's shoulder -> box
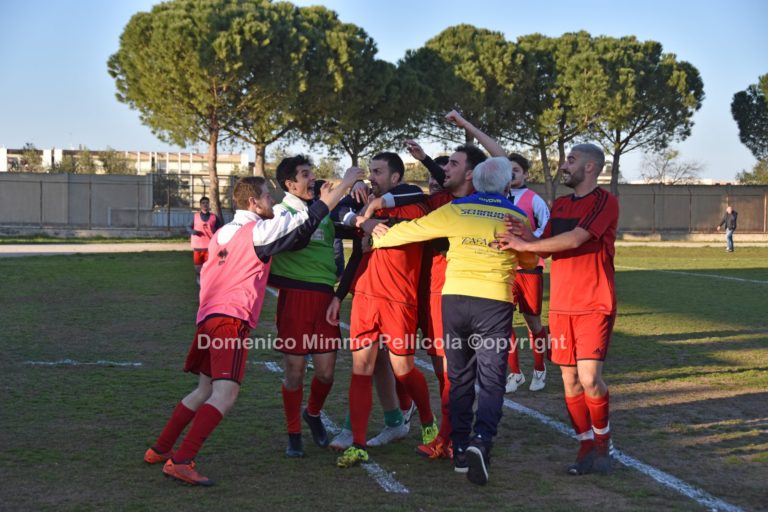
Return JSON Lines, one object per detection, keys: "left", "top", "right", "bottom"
{"left": 427, "top": 191, "right": 453, "bottom": 210}
{"left": 387, "top": 202, "right": 428, "bottom": 219}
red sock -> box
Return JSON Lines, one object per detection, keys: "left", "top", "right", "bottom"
{"left": 154, "top": 402, "right": 196, "bottom": 453}
{"left": 173, "top": 403, "right": 223, "bottom": 463}
{"left": 531, "top": 327, "right": 547, "bottom": 371}
{"left": 394, "top": 377, "right": 413, "bottom": 412}
{"left": 281, "top": 384, "right": 304, "bottom": 434}
{"left": 306, "top": 377, "right": 333, "bottom": 417}
{"left": 565, "top": 393, "right": 594, "bottom": 456}
{"left": 507, "top": 329, "right": 521, "bottom": 374}
{"left": 584, "top": 391, "right": 610, "bottom": 453}
{"left": 349, "top": 373, "right": 373, "bottom": 447}
{"left": 438, "top": 375, "right": 452, "bottom": 439}
{"left": 396, "top": 368, "right": 433, "bottom": 425}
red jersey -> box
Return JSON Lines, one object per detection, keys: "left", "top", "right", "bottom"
{"left": 544, "top": 187, "right": 618, "bottom": 315}
{"left": 424, "top": 191, "right": 453, "bottom": 293}
{"left": 352, "top": 202, "right": 428, "bottom": 306}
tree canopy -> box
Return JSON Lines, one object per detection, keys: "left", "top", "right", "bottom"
{"left": 736, "top": 159, "right": 768, "bottom": 185}
{"left": 109, "top": 5, "right": 712, "bottom": 202}
{"left": 401, "top": 24, "right": 515, "bottom": 145}
{"left": 587, "top": 36, "right": 704, "bottom": 195}
{"left": 109, "top": 0, "right": 273, "bottom": 217}
{"left": 731, "top": 74, "right": 768, "bottom": 161}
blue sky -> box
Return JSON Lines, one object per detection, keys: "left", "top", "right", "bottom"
{"left": 1, "top": 0, "right": 766, "bottom": 181}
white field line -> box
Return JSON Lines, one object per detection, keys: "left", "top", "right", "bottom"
{"left": 255, "top": 359, "right": 409, "bottom": 494}
{"left": 616, "top": 264, "right": 768, "bottom": 285}
{"left": 24, "top": 359, "right": 143, "bottom": 367}
{"left": 267, "top": 289, "right": 742, "bottom": 509}
{"left": 412, "top": 358, "right": 743, "bottom": 512}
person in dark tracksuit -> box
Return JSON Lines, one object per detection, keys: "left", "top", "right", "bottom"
{"left": 717, "top": 206, "right": 738, "bottom": 252}
{"left": 373, "top": 156, "right": 538, "bottom": 485}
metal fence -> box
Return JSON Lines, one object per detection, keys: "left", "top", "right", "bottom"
{"left": 525, "top": 183, "right": 768, "bottom": 233}
{"left": 0, "top": 172, "right": 240, "bottom": 229}
{"left": 1, "top": 173, "right": 766, "bottom": 232}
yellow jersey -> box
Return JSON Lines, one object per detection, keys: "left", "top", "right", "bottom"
{"left": 373, "top": 192, "right": 538, "bottom": 303}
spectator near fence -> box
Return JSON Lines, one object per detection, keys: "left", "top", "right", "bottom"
{"left": 189, "top": 197, "right": 222, "bottom": 285}
{"left": 717, "top": 206, "right": 738, "bottom": 252}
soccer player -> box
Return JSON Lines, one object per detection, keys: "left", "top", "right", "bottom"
{"left": 372, "top": 156, "right": 538, "bottom": 485}
{"left": 400, "top": 134, "right": 489, "bottom": 460}
{"left": 327, "top": 180, "right": 426, "bottom": 451}
{"left": 505, "top": 154, "right": 550, "bottom": 393}
{"left": 269, "top": 155, "right": 348, "bottom": 458}
{"left": 332, "top": 152, "right": 437, "bottom": 468}
{"left": 497, "top": 143, "right": 618, "bottom": 475}
{"left": 189, "top": 196, "right": 222, "bottom": 285}
{"left": 143, "top": 169, "right": 362, "bottom": 486}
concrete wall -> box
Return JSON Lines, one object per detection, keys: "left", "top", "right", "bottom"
{"left": 0, "top": 173, "right": 153, "bottom": 227}
{"left": 523, "top": 183, "right": 768, "bottom": 233}
{"left": 1, "top": 173, "right": 767, "bottom": 233}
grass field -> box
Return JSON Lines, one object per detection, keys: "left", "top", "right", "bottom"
{"left": 0, "top": 247, "right": 766, "bottom": 511}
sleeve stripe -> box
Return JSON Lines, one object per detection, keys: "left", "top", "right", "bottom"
{"left": 251, "top": 210, "right": 311, "bottom": 246}
{"left": 580, "top": 190, "right": 608, "bottom": 230}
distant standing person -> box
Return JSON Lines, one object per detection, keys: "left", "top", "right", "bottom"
{"left": 717, "top": 206, "right": 738, "bottom": 252}
{"left": 189, "top": 197, "right": 222, "bottom": 285}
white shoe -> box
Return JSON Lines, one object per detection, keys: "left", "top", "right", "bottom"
{"left": 367, "top": 423, "right": 409, "bottom": 447}
{"left": 529, "top": 368, "right": 546, "bottom": 391}
{"left": 401, "top": 401, "right": 417, "bottom": 431}
{"left": 329, "top": 428, "right": 353, "bottom": 451}
{"left": 505, "top": 372, "right": 525, "bottom": 393}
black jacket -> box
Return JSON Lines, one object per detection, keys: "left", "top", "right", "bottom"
{"left": 719, "top": 211, "right": 738, "bottom": 230}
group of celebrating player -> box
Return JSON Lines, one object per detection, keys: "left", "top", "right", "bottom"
{"left": 145, "top": 111, "right": 619, "bottom": 488}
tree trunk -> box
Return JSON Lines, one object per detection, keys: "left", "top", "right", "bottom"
{"left": 540, "top": 143, "right": 555, "bottom": 206}
{"left": 350, "top": 153, "right": 359, "bottom": 168}
{"left": 207, "top": 130, "right": 222, "bottom": 220}
{"left": 611, "top": 140, "right": 621, "bottom": 196}
{"left": 254, "top": 143, "right": 267, "bottom": 177}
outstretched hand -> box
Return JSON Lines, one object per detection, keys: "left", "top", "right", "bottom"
{"left": 318, "top": 181, "right": 334, "bottom": 203}
{"left": 494, "top": 230, "right": 526, "bottom": 252}
{"left": 350, "top": 180, "right": 369, "bottom": 204}
{"left": 341, "top": 166, "right": 366, "bottom": 187}
{"left": 372, "top": 223, "right": 389, "bottom": 239}
{"left": 361, "top": 195, "right": 385, "bottom": 220}
{"left": 505, "top": 214, "right": 535, "bottom": 242}
{"left": 405, "top": 139, "right": 427, "bottom": 161}
{"left": 445, "top": 109, "right": 467, "bottom": 128}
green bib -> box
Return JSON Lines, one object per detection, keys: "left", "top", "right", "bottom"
{"left": 270, "top": 202, "right": 337, "bottom": 286}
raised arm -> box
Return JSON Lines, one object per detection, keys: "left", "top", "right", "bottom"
{"left": 406, "top": 139, "right": 447, "bottom": 186}
{"left": 254, "top": 167, "right": 363, "bottom": 260}
{"left": 445, "top": 110, "right": 506, "bottom": 157}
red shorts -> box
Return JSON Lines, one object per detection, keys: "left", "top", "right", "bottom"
{"left": 350, "top": 293, "right": 418, "bottom": 356}
{"left": 184, "top": 316, "right": 251, "bottom": 384}
{"left": 274, "top": 288, "right": 342, "bottom": 355}
{"left": 193, "top": 250, "right": 209, "bottom": 266}
{"left": 548, "top": 312, "right": 616, "bottom": 366}
{"left": 512, "top": 270, "right": 543, "bottom": 316}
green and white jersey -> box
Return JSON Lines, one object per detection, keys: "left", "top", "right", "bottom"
{"left": 269, "top": 193, "right": 337, "bottom": 289}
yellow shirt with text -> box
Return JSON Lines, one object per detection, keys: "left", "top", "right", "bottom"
{"left": 373, "top": 192, "right": 538, "bottom": 303}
